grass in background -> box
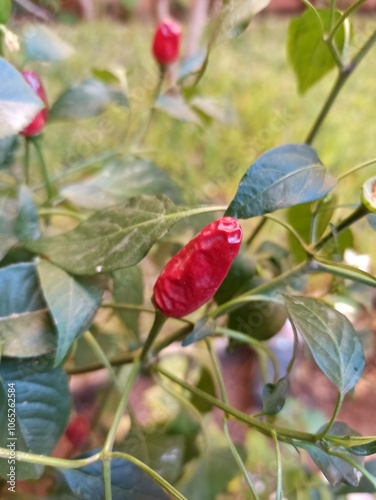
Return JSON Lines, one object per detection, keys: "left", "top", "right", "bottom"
{"left": 28, "top": 15, "right": 376, "bottom": 254}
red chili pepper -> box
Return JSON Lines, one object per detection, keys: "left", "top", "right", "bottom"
{"left": 152, "top": 18, "right": 181, "bottom": 65}
{"left": 153, "top": 217, "right": 243, "bottom": 318}
{"left": 20, "top": 70, "right": 48, "bottom": 137}
{"left": 65, "top": 414, "right": 90, "bottom": 448}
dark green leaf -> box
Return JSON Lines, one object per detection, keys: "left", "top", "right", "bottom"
{"left": 0, "top": 195, "right": 18, "bottom": 261}
{"left": 0, "top": 263, "right": 56, "bottom": 357}
{"left": 112, "top": 266, "right": 143, "bottom": 338}
{"left": 0, "top": 357, "right": 70, "bottom": 480}
{"left": 182, "top": 316, "right": 216, "bottom": 346}
{"left": 226, "top": 144, "right": 336, "bottom": 219}
{"left": 37, "top": 260, "right": 107, "bottom": 366}
{"left": 23, "top": 24, "right": 74, "bottom": 62}
{"left": 190, "top": 366, "right": 216, "bottom": 413}
{"left": 0, "top": 135, "right": 18, "bottom": 169}
{"left": 299, "top": 441, "right": 362, "bottom": 487}
{"left": 155, "top": 94, "right": 201, "bottom": 125}
{"left": 313, "top": 257, "right": 376, "bottom": 288}
{"left": 0, "top": 57, "right": 44, "bottom": 138}
{"left": 350, "top": 441, "right": 376, "bottom": 456}
{"left": 61, "top": 158, "right": 182, "bottom": 210}
{"left": 262, "top": 377, "right": 290, "bottom": 415}
{"left": 367, "top": 214, "right": 376, "bottom": 231}
{"left": 27, "top": 195, "right": 190, "bottom": 275}
{"left": 179, "top": 445, "right": 246, "bottom": 498}
{"left": 55, "top": 450, "right": 169, "bottom": 499}
{"left": 284, "top": 295, "right": 364, "bottom": 395}
{"left": 0, "top": 0, "right": 11, "bottom": 24}
{"left": 287, "top": 9, "right": 346, "bottom": 94}
{"left": 16, "top": 185, "right": 40, "bottom": 241}
{"left": 49, "top": 78, "right": 128, "bottom": 121}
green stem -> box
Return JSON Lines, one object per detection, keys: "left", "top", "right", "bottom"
{"left": 264, "top": 214, "right": 312, "bottom": 254}
{"left": 101, "top": 302, "right": 192, "bottom": 325}
{"left": 326, "top": 450, "right": 376, "bottom": 489}
{"left": 329, "top": 0, "right": 336, "bottom": 30}
{"left": 139, "top": 310, "right": 168, "bottom": 362}
{"left": 328, "top": 0, "right": 368, "bottom": 42}
{"left": 316, "top": 392, "right": 343, "bottom": 440}
{"left": 271, "top": 430, "right": 283, "bottom": 500}
{"left": 299, "top": 0, "right": 324, "bottom": 35}
{"left": 305, "top": 29, "right": 376, "bottom": 145}
{"left": 245, "top": 217, "right": 267, "bottom": 247}
{"left": 0, "top": 448, "right": 101, "bottom": 468}
{"left": 24, "top": 138, "right": 31, "bottom": 184}
{"left": 311, "top": 204, "right": 369, "bottom": 253}
{"left": 103, "top": 459, "right": 112, "bottom": 500}
{"left": 155, "top": 364, "right": 317, "bottom": 443}
{"left": 338, "top": 157, "right": 376, "bottom": 181}
{"left": 38, "top": 208, "right": 86, "bottom": 221}
{"left": 30, "top": 136, "right": 53, "bottom": 201}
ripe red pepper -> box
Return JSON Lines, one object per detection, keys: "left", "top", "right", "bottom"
{"left": 153, "top": 217, "right": 243, "bottom": 318}
{"left": 152, "top": 18, "right": 181, "bottom": 65}
{"left": 65, "top": 414, "right": 90, "bottom": 448}
{"left": 20, "top": 70, "right": 48, "bottom": 137}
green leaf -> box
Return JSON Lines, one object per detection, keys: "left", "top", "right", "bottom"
{"left": 179, "top": 445, "right": 246, "bottom": 498}
{"left": 16, "top": 185, "right": 40, "bottom": 241}
{"left": 112, "top": 266, "right": 143, "bottom": 338}
{"left": 155, "top": 94, "right": 201, "bottom": 125}
{"left": 178, "top": 51, "right": 206, "bottom": 82}
{"left": 0, "top": 357, "right": 71, "bottom": 480}
{"left": 0, "top": 263, "right": 57, "bottom": 357}
{"left": 299, "top": 441, "right": 362, "bottom": 487}
{"left": 350, "top": 440, "right": 376, "bottom": 456}
{"left": 190, "top": 96, "right": 237, "bottom": 125}
{"left": 262, "top": 377, "right": 290, "bottom": 415}
{"left": 221, "top": 0, "right": 271, "bottom": 39}
{"left": 336, "top": 458, "right": 376, "bottom": 494}
{"left": 49, "top": 78, "right": 128, "bottom": 121}
{"left": 0, "top": 0, "right": 11, "bottom": 24}
{"left": 37, "top": 260, "right": 107, "bottom": 366}
{"left": 0, "top": 57, "right": 44, "bottom": 138}
{"left": 0, "top": 195, "right": 18, "bottom": 261}
{"left": 23, "top": 24, "right": 74, "bottom": 62}
{"left": 226, "top": 144, "right": 336, "bottom": 219}
{"left": 182, "top": 316, "right": 216, "bottom": 346}
{"left": 61, "top": 158, "right": 182, "bottom": 210}
{"left": 54, "top": 450, "right": 169, "bottom": 499}
{"left": 284, "top": 295, "right": 364, "bottom": 395}
{"left": 27, "top": 195, "right": 190, "bottom": 275}
{"left": 287, "top": 9, "right": 347, "bottom": 94}
{"left": 0, "top": 135, "right": 18, "bottom": 169}
{"left": 313, "top": 257, "right": 376, "bottom": 288}
{"left": 214, "top": 252, "right": 257, "bottom": 305}
{"left": 190, "top": 366, "right": 216, "bottom": 413}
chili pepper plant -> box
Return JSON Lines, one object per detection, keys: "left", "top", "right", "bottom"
{"left": 0, "top": 1, "right": 376, "bottom": 498}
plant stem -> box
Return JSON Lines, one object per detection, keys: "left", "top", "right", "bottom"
{"left": 328, "top": 0, "right": 368, "bottom": 42}
{"left": 338, "top": 157, "right": 376, "bottom": 181}
{"left": 311, "top": 204, "right": 369, "bottom": 253}
{"left": 316, "top": 393, "right": 343, "bottom": 439}
{"left": 24, "top": 138, "right": 31, "bottom": 184}
{"left": 299, "top": 1, "right": 324, "bottom": 35}
{"left": 139, "top": 310, "right": 168, "bottom": 362}
{"left": 271, "top": 430, "right": 283, "bottom": 500}
{"left": 0, "top": 448, "right": 102, "bottom": 468}
{"left": 30, "top": 136, "right": 53, "bottom": 201}
{"left": 245, "top": 217, "right": 267, "bottom": 247}
{"left": 264, "top": 214, "right": 311, "bottom": 254}
{"left": 305, "top": 29, "right": 376, "bottom": 145}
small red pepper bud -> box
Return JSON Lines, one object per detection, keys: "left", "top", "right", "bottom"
{"left": 153, "top": 217, "right": 243, "bottom": 318}
{"left": 20, "top": 70, "right": 48, "bottom": 137}
{"left": 65, "top": 414, "right": 90, "bottom": 448}
{"left": 152, "top": 18, "right": 181, "bottom": 65}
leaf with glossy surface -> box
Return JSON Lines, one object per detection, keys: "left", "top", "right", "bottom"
{"left": 182, "top": 316, "right": 216, "bottom": 346}
{"left": 16, "top": 185, "right": 40, "bottom": 241}
{"left": 37, "top": 260, "right": 107, "bottom": 366}
{"left": 0, "top": 263, "right": 56, "bottom": 357}
{"left": 287, "top": 9, "right": 346, "bottom": 94}
{"left": 0, "top": 58, "right": 44, "bottom": 138}
{"left": 27, "top": 195, "right": 189, "bottom": 275}
{"left": 61, "top": 158, "right": 182, "bottom": 210}
{"left": 49, "top": 78, "right": 128, "bottom": 121}
{"left": 0, "top": 357, "right": 70, "bottom": 480}
{"left": 284, "top": 295, "right": 364, "bottom": 395}
{"left": 0, "top": 135, "right": 18, "bottom": 169}
{"left": 226, "top": 144, "right": 336, "bottom": 219}
{"left": 55, "top": 450, "right": 169, "bottom": 500}
{"left": 23, "top": 24, "right": 74, "bottom": 62}
{"left": 155, "top": 94, "right": 201, "bottom": 125}
{"left": 112, "top": 266, "right": 143, "bottom": 338}
{"left": 262, "top": 377, "right": 290, "bottom": 415}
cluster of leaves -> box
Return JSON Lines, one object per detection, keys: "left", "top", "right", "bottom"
{"left": 0, "top": 1, "right": 376, "bottom": 499}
